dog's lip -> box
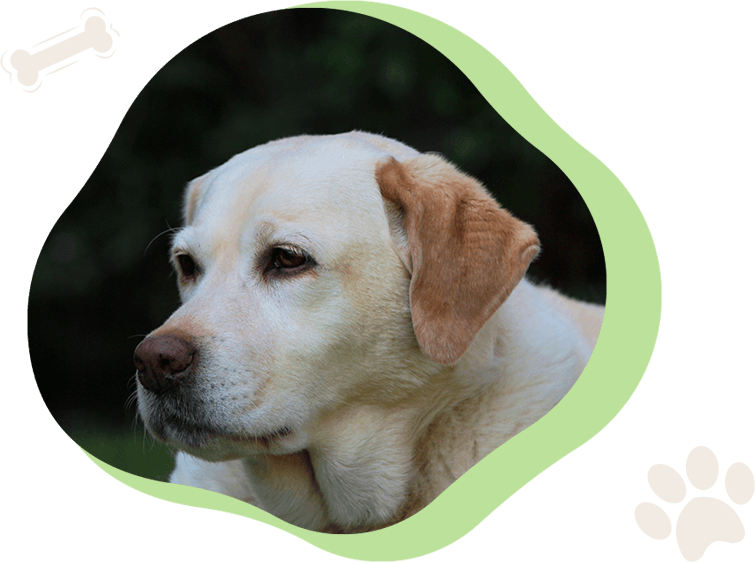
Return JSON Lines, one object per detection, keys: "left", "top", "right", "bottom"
{"left": 147, "top": 412, "right": 294, "bottom": 450}
{"left": 170, "top": 423, "right": 294, "bottom": 449}
{"left": 226, "top": 426, "right": 294, "bottom": 445}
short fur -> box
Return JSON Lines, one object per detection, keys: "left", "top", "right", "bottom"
{"left": 136, "top": 131, "right": 603, "bottom": 532}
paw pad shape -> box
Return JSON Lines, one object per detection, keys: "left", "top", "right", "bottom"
{"left": 635, "top": 446, "right": 753, "bottom": 560}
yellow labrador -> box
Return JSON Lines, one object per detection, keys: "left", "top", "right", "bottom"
{"left": 135, "top": 131, "right": 603, "bottom": 532}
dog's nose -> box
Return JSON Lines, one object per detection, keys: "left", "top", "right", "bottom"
{"left": 134, "top": 334, "right": 195, "bottom": 395}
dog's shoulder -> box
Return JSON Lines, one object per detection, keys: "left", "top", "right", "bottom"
{"left": 413, "top": 280, "right": 603, "bottom": 504}
{"left": 529, "top": 282, "right": 605, "bottom": 349}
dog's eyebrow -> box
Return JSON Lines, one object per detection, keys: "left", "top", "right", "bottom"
{"left": 255, "top": 220, "right": 313, "bottom": 245}
{"left": 170, "top": 228, "right": 195, "bottom": 253}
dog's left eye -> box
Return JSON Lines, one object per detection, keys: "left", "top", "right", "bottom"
{"left": 272, "top": 247, "right": 308, "bottom": 269}
{"left": 265, "top": 246, "right": 314, "bottom": 277}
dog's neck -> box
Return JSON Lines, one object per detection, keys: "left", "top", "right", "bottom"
{"left": 244, "top": 281, "right": 587, "bottom": 532}
{"left": 239, "top": 404, "right": 424, "bottom": 532}
{"left": 240, "top": 363, "right": 469, "bottom": 532}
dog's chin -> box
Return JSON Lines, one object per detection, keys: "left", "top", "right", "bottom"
{"left": 144, "top": 416, "right": 302, "bottom": 461}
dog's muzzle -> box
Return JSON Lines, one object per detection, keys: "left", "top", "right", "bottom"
{"left": 134, "top": 334, "right": 196, "bottom": 396}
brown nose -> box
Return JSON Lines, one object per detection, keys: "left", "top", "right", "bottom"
{"left": 134, "top": 334, "right": 195, "bottom": 396}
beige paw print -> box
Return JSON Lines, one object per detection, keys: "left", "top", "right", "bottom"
{"left": 635, "top": 446, "right": 753, "bottom": 560}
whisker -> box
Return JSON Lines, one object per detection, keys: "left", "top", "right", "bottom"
{"left": 124, "top": 389, "right": 139, "bottom": 411}
{"left": 127, "top": 334, "right": 148, "bottom": 340}
{"left": 143, "top": 221, "right": 181, "bottom": 257}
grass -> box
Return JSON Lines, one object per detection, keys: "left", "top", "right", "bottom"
{"left": 60, "top": 412, "right": 175, "bottom": 482}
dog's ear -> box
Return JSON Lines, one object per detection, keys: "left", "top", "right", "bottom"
{"left": 376, "top": 154, "right": 540, "bottom": 365}
{"left": 183, "top": 174, "right": 211, "bottom": 225}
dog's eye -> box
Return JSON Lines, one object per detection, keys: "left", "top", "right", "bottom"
{"left": 176, "top": 254, "right": 198, "bottom": 278}
{"left": 264, "top": 246, "right": 315, "bottom": 279}
{"left": 272, "top": 247, "right": 308, "bottom": 270}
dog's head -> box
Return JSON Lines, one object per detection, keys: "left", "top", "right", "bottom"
{"left": 135, "top": 132, "right": 539, "bottom": 462}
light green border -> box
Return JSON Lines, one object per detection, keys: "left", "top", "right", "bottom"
{"left": 89, "top": 1, "right": 661, "bottom": 559}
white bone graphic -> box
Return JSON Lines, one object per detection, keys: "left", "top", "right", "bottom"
{"left": 5, "top": 12, "right": 116, "bottom": 90}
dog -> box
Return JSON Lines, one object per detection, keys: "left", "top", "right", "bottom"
{"left": 135, "top": 131, "right": 604, "bottom": 533}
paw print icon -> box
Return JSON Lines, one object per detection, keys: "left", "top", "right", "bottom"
{"left": 636, "top": 447, "right": 753, "bottom": 561}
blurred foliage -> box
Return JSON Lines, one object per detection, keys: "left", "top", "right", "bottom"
{"left": 28, "top": 8, "right": 605, "bottom": 480}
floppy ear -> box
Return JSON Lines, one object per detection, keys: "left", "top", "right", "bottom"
{"left": 183, "top": 174, "right": 211, "bottom": 225}
{"left": 376, "top": 154, "right": 540, "bottom": 365}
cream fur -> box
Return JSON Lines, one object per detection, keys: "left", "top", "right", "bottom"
{"left": 136, "top": 131, "right": 603, "bottom": 532}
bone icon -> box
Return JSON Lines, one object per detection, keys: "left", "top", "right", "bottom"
{"left": 10, "top": 16, "right": 113, "bottom": 87}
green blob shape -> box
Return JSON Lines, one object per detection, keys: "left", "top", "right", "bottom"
{"left": 90, "top": 2, "right": 661, "bottom": 560}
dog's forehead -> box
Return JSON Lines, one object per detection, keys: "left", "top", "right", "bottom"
{"left": 204, "top": 143, "right": 377, "bottom": 220}
{"left": 183, "top": 134, "right": 412, "bottom": 251}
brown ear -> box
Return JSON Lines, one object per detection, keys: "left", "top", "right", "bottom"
{"left": 376, "top": 154, "right": 540, "bottom": 365}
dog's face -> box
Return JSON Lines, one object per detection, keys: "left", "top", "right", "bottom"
{"left": 136, "top": 132, "right": 539, "bottom": 463}
{"left": 137, "top": 134, "right": 419, "bottom": 461}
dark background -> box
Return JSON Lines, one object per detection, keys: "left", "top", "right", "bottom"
{"left": 16, "top": 3, "right": 744, "bottom": 560}
{"left": 28, "top": 8, "right": 605, "bottom": 482}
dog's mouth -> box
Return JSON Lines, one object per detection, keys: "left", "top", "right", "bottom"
{"left": 146, "top": 414, "right": 294, "bottom": 453}
{"left": 227, "top": 426, "right": 294, "bottom": 447}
